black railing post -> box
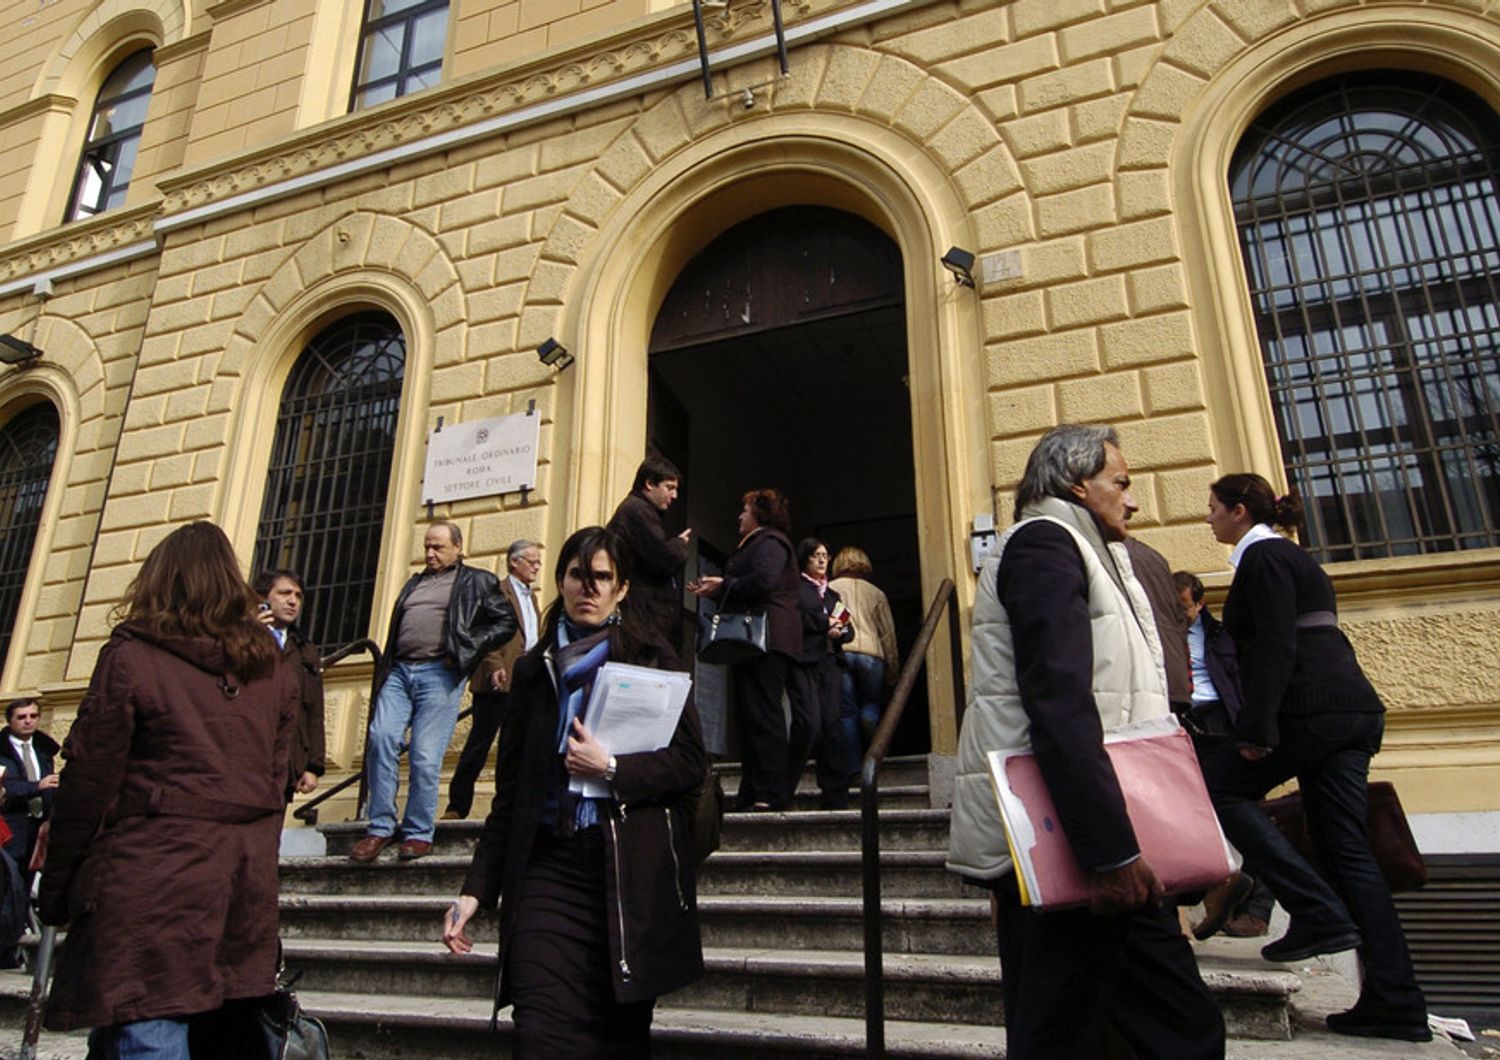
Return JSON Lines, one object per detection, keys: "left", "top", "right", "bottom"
{"left": 859, "top": 578, "right": 958, "bottom": 1058}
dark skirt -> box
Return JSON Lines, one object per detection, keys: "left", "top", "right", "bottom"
{"left": 507, "top": 829, "right": 654, "bottom": 1059}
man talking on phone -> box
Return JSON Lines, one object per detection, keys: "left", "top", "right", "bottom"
{"left": 256, "top": 569, "right": 326, "bottom": 800}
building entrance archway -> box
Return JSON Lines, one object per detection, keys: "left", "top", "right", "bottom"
{"left": 646, "top": 206, "right": 928, "bottom": 756}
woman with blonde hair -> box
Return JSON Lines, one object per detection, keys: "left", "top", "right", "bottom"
{"left": 40, "top": 521, "right": 297, "bottom": 1057}
{"left": 828, "top": 546, "right": 899, "bottom": 755}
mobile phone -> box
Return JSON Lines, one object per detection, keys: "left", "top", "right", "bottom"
{"left": 258, "top": 602, "right": 272, "bottom": 613}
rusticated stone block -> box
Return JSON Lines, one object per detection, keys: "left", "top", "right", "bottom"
{"left": 983, "top": 290, "right": 1047, "bottom": 340}
{"left": 1021, "top": 141, "right": 1116, "bottom": 196}
{"left": 986, "top": 330, "right": 1100, "bottom": 387}
{"left": 1142, "top": 360, "right": 1204, "bottom": 414}
{"left": 1037, "top": 183, "right": 1116, "bottom": 238}
{"left": 1114, "top": 410, "right": 1214, "bottom": 468}
{"left": 988, "top": 384, "right": 1056, "bottom": 439}
{"left": 1057, "top": 369, "right": 1143, "bottom": 422}
{"left": 1048, "top": 274, "right": 1129, "bottom": 330}
{"left": 940, "top": 35, "right": 1060, "bottom": 94}
{"left": 1100, "top": 311, "right": 1195, "bottom": 368}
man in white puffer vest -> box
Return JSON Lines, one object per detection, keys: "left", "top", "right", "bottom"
{"left": 947, "top": 424, "right": 1225, "bottom": 1060}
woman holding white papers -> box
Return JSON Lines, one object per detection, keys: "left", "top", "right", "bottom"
{"left": 443, "top": 526, "right": 707, "bottom": 1058}
{"left": 1203, "top": 473, "right": 1429, "bottom": 1043}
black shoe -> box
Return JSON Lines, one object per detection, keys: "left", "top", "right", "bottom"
{"left": 1326, "top": 1007, "right": 1432, "bottom": 1042}
{"left": 1260, "top": 923, "right": 1361, "bottom": 963}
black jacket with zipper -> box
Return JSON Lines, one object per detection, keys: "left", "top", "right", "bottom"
{"left": 460, "top": 627, "right": 706, "bottom": 1005}
{"left": 375, "top": 560, "right": 518, "bottom": 693}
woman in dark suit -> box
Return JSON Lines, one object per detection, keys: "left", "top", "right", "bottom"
{"left": 1203, "top": 473, "right": 1429, "bottom": 1043}
{"left": 787, "top": 538, "right": 855, "bottom": 808}
{"left": 689, "top": 489, "right": 799, "bottom": 811}
{"left": 444, "top": 526, "right": 706, "bottom": 1058}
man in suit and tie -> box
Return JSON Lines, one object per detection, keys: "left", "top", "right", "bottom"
{"left": 0, "top": 697, "right": 58, "bottom": 874}
{"left": 442, "top": 539, "right": 543, "bottom": 820}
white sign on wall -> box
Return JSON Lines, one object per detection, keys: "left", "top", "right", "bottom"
{"left": 422, "top": 411, "right": 540, "bottom": 504}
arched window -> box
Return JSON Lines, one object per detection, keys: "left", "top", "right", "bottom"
{"left": 1231, "top": 72, "right": 1500, "bottom": 562}
{"left": 350, "top": 0, "right": 448, "bottom": 111}
{"left": 0, "top": 404, "right": 60, "bottom": 666}
{"left": 65, "top": 48, "right": 156, "bottom": 222}
{"left": 251, "top": 312, "right": 406, "bottom": 649}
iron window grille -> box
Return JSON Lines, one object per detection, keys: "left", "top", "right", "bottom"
{"left": 65, "top": 49, "right": 156, "bottom": 223}
{"left": 251, "top": 312, "right": 406, "bottom": 650}
{"left": 1231, "top": 72, "right": 1500, "bottom": 563}
{"left": 0, "top": 404, "right": 60, "bottom": 667}
{"left": 350, "top": 0, "right": 449, "bottom": 111}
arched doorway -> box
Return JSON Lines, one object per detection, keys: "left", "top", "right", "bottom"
{"left": 646, "top": 206, "right": 928, "bottom": 755}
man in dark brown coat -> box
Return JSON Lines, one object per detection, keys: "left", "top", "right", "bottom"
{"left": 39, "top": 624, "right": 297, "bottom": 1037}
{"left": 608, "top": 454, "right": 692, "bottom": 646}
{"left": 256, "top": 569, "right": 325, "bottom": 799}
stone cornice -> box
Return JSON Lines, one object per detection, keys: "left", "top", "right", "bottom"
{"left": 153, "top": 28, "right": 214, "bottom": 66}
{"left": 154, "top": 0, "right": 882, "bottom": 221}
{"left": 204, "top": 0, "right": 270, "bottom": 22}
{"left": 0, "top": 206, "right": 159, "bottom": 297}
{"left": 0, "top": 93, "right": 78, "bottom": 130}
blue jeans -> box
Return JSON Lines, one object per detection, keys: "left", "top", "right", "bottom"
{"left": 365, "top": 659, "right": 466, "bottom": 842}
{"left": 88, "top": 1018, "right": 190, "bottom": 1059}
{"left": 840, "top": 653, "right": 885, "bottom": 763}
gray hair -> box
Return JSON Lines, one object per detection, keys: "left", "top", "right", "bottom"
{"left": 1013, "top": 424, "right": 1120, "bottom": 520}
{"left": 428, "top": 521, "right": 462, "bottom": 549}
{"left": 507, "top": 538, "right": 540, "bottom": 561}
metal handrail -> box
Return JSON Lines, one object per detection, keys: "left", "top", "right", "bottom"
{"left": 291, "top": 638, "right": 381, "bottom": 825}
{"left": 860, "top": 578, "right": 965, "bottom": 1058}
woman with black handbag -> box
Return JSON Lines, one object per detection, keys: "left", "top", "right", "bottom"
{"left": 444, "top": 526, "right": 706, "bottom": 1058}
{"left": 38, "top": 522, "right": 297, "bottom": 1058}
{"left": 1201, "top": 473, "right": 1429, "bottom": 1043}
{"left": 689, "top": 489, "right": 799, "bottom": 811}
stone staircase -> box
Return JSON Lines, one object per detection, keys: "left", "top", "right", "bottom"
{"left": 271, "top": 754, "right": 1303, "bottom": 1058}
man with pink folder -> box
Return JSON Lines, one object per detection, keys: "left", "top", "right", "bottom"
{"left": 947, "top": 425, "right": 1224, "bottom": 1060}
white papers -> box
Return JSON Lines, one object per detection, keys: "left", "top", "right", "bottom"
{"left": 569, "top": 662, "right": 692, "bottom": 798}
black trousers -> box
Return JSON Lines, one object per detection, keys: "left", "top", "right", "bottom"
{"left": 1204, "top": 711, "right": 1425, "bottom": 1019}
{"left": 508, "top": 830, "right": 654, "bottom": 1058}
{"left": 731, "top": 651, "right": 790, "bottom": 808}
{"left": 786, "top": 657, "right": 852, "bottom": 803}
{"left": 446, "top": 691, "right": 509, "bottom": 818}
{"left": 993, "top": 875, "right": 1225, "bottom": 1060}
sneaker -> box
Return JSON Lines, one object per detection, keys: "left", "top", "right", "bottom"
{"left": 1326, "top": 1007, "right": 1432, "bottom": 1042}
{"left": 1192, "top": 872, "right": 1255, "bottom": 940}
{"left": 1261, "top": 923, "right": 1361, "bottom": 963}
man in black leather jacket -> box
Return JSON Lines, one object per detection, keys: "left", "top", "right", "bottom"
{"left": 352, "top": 522, "right": 517, "bottom": 862}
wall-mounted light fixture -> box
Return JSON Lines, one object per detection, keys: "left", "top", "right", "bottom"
{"left": 0, "top": 334, "right": 42, "bottom": 365}
{"left": 537, "top": 337, "right": 574, "bottom": 371}
{"left": 941, "top": 247, "right": 976, "bottom": 289}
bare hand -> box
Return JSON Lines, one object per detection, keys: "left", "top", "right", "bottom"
{"left": 1088, "top": 858, "right": 1163, "bottom": 916}
{"left": 565, "top": 718, "right": 610, "bottom": 778}
{"left": 490, "top": 667, "right": 506, "bottom": 690}
{"left": 688, "top": 575, "right": 723, "bottom": 597}
{"left": 443, "top": 895, "right": 480, "bottom": 955}
{"left": 677, "top": 528, "right": 693, "bottom": 543}
{"left": 827, "top": 621, "right": 845, "bottom": 640}
{"left": 257, "top": 610, "right": 276, "bottom": 627}
{"left": 294, "top": 772, "right": 319, "bottom": 795}
{"left": 38, "top": 773, "right": 60, "bottom": 791}
{"left": 1239, "top": 745, "right": 1271, "bottom": 761}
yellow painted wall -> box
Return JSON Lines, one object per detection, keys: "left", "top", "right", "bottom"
{"left": 0, "top": 0, "right": 1495, "bottom": 818}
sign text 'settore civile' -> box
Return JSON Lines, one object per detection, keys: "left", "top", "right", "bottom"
{"left": 422, "top": 411, "right": 540, "bottom": 504}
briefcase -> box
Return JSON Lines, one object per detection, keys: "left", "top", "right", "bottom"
{"left": 1261, "top": 780, "right": 1426, "bottom": 892}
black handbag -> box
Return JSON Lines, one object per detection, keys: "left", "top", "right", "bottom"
{"left": 697, "top": 610, "right": 768, "bottom": 664}
{"left": 255, "top": 976, "right": 330, "bottom": 1060}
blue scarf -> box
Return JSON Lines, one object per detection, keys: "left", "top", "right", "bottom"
{"left": 543, "top": 617, "right": 614, "bottom": 834}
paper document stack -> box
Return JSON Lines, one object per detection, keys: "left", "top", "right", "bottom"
{"left": 570, "top": 662, "right": 692, "bottom": 799}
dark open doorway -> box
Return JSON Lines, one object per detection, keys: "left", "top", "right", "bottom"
{"left": 646, "top": 206, "right": 929, "bottom": 755}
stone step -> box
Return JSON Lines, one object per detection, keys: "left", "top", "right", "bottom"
{"left": 276, "top": 936, "right": 1300, "bottom": 1039}
{"left": 316, "top": 807, "right": 951, "bottom": 859}
{"left": 278, "top": 893, "right": 996, "bottom": 956}
{"left": 717, "top": 753, "right": 934, "bottom": 790}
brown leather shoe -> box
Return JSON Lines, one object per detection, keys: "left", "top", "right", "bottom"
{"left": 1224, "top": 913, "right": 1270, "bottom": 938}
{"left": 349, "top": 833, "right": 396, "bottom": 863}
{"left": 1193, "top": 872, "right": 1255, "bottom": 940}
{"left": 398, "top": 839, "right": 433, "bottom": 860}
{"left": 439, "top": 810, "right": 462, "bottom": 821}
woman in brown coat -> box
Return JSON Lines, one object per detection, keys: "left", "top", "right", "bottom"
{"left": 39, "top": 521, "right": 296, "bottom": 1057}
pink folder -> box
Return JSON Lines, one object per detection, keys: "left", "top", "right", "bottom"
{"left": 987, "top": 717, "right": 1237, "bottom": 909}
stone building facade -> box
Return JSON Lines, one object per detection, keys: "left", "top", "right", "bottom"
{"left": 0, "top": 0, "right": 1497, "bottom": 848}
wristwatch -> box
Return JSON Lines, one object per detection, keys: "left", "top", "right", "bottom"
{"left": 603, "top": 755, "right": 618, "bottom": 783}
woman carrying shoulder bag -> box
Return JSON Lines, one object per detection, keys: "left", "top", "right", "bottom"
{"left": 444, "top": 526, "right": 706, "bottom": 1058}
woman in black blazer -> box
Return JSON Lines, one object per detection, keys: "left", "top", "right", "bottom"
{"left": 1203, "top": 473, "right": 1428, "bottom": 1043}
{"left": 444, "top": 526, "right": 706, "bottom": 1058}
{"left": 690, "top": 489, "right": 799, "bottom": 810}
